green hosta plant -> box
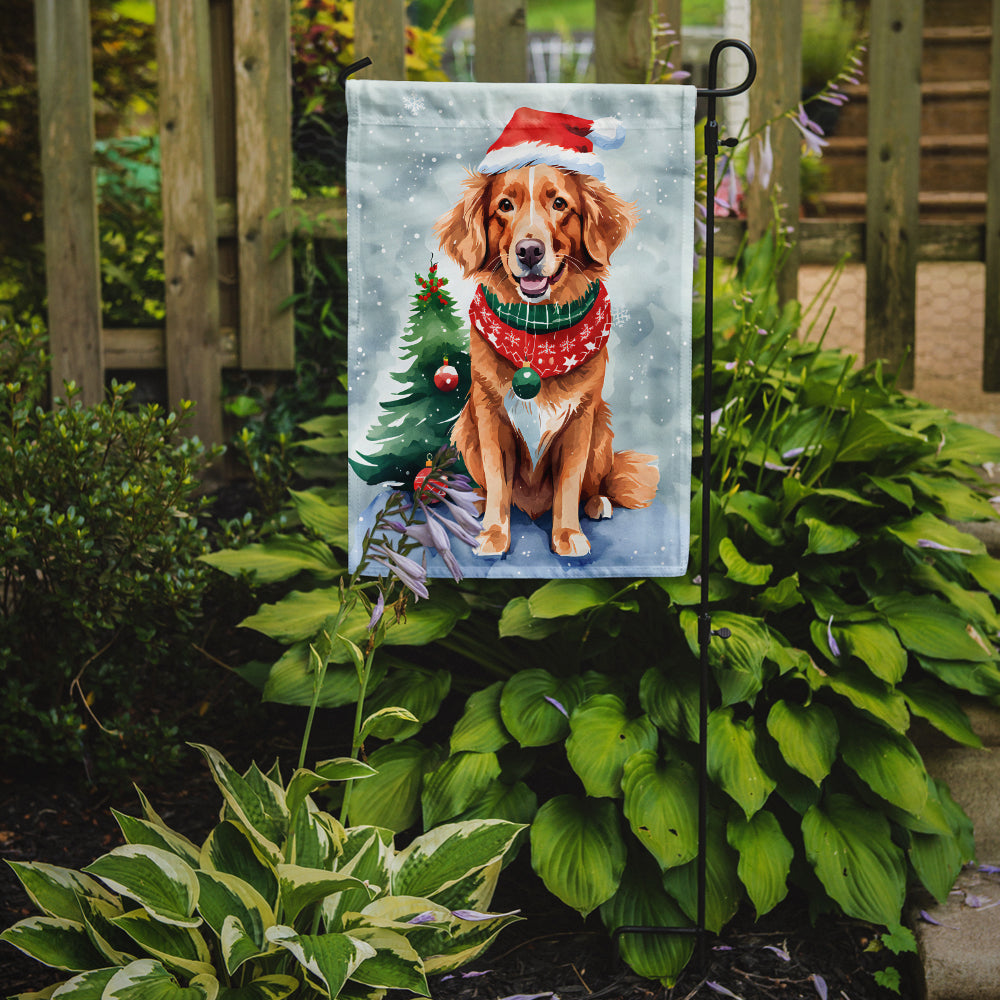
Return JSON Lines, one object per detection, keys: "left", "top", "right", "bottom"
{"left": 1, "top": 744, "right": 523, "bottom": 999}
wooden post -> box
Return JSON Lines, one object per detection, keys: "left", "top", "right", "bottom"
{"left": 474, "top": 0, "right": 527, "bottom": 83}
{"left": 864, "top": 0, "right": 923, "bottom": 389}
{"left": 157, "top": 0, "right": 223, "bottom": 444}
{"left": 34, "top": 0, "right": 104, "bottom": 405}
{"left": 595, "top": 0, "right": 653, "bottom": 84}
{"left": 233, "top": 0, "right": 294, "bottom": 369}
{"left": 355, "top": 0, "right": 406, "bottom": 80}
{"left": 983, "top": 0, "right": 1000, "bottom": 390}
{"left": 746, "top": 0, "right": 801, "bottom": 305}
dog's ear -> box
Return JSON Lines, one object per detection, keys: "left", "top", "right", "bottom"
{"left": 435, "top": 172, "right": 492, "bottom": 277}
{"left": 578, "top": 176, "right": 639, "bottom": 272}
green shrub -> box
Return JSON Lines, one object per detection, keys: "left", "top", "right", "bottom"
{"left": 1, "top": 743, "right": 524, "bottom": 998}
{"left": 0, "top": 317, "right": 220, "bottom": 783}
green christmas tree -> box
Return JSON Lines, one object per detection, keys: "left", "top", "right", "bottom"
{"left": 351, "top": 258, "right": 471, "bottom": 488}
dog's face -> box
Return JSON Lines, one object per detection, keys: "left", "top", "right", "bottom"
{"left": 436, "top": 165, "right": 638, "bottom": 305}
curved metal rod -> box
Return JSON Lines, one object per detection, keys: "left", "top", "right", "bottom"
{"left": 696, "top": 38, "right": 756, "bottom": 98}
{"left": 338, "top": 56, "right": 373, "bottom": 90}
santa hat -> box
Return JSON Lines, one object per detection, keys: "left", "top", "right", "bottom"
{"left": 477, "top": 107, "right": 626, "bottom": 182}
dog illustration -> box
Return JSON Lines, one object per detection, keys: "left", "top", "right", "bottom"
{"left": 434, "top": 108, "right": 659, "bottom": 559}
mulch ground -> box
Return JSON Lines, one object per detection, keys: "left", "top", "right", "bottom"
{"left": 1, "top": 738, "right": 913, "bottom": 1000}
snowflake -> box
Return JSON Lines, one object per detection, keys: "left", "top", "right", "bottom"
{"left": 613, "top": 305, "right": 631, "bottom": 326}
{"left": 402, "top": 92, "right": 426, "bottom": 117}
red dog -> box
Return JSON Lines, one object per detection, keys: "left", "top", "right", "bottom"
{"left": 435, "top": 108, "right": 659, "bottom": 558}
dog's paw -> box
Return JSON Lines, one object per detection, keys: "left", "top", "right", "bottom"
{"left": 475, "top": 524, "right": 510, "bottom": 557}
{"left": 552, "top": 528, "right": 591, "bottom": 558}
{"left": 584, "top": 495, "right": 614, "bottom": 520}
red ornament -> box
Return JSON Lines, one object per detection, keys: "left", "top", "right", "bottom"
{"left": 414, "top": 460, "right": 446, "bottom": 503}
{"left": 434, "top": 357, "right": 459, "bottom": 392}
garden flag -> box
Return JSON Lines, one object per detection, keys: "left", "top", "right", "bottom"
{"left": 347, "top": 80, "right": 696, "bottom": 579}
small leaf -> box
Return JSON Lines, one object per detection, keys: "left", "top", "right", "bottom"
{"left": 707, "top": 708, "right": 776, "bottom": 818}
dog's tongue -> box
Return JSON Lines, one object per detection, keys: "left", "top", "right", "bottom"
{"left": 519, "top": 275, "right": 549, "bottom": 297}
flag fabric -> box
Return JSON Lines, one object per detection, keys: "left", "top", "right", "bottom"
{"left": 347, "top": 80, "right": 696, "bottom": 579}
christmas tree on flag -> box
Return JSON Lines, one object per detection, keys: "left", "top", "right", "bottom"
{"left": 350, "top": 259, "right": 471, "bottom": 488}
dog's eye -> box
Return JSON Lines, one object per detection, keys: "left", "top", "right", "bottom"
{"left": 498, "top": 198, "right": 514, "bottom": 212}
{"left": 553, "top": 197, "right": 568, "bottom": 211}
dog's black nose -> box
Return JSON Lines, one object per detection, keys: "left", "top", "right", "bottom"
{"left": 515, "top": 239, "right": 544, "bottom": 270}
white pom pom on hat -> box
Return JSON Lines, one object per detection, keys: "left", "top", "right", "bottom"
{"left": 476, "top": 107, "right": 626, "bottom": 181}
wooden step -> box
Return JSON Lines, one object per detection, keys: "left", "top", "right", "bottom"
{"left": 922, "top": 0, "right": 992, "bottom": 28}
{"left": 922, "top": 25, "right": 993, "bottom": 83}
{"left": 813, "top": 190, "right": 987, "bottom": 222}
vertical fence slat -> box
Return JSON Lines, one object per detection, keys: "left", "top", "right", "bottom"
{"left": 746, "top": 0, "right": 801, "bottom": 304}
{"left": 34, "top": 0, "right": 103, "bottom": 405}
{"left": 864, "top": 0, "right": 923, "bottom": 389}
{"left": 355, "top": 0, "right": 406, "bottom": 80}
{"left": 233, "top": 0, "right": 294, "bottom": 369}
{"left": 474, "top": 0, "right": 526, "bottom": 82}
{"left": 157, "top": 0, "right": 223, "bottom": 445}
{"left": 595, "top": 0, "right": 653, "bottom": 84}
{"left": 983, "top": 0, "right": 1000, "bottom": 390}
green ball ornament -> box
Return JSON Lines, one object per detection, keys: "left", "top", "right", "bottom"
{"left": 512, "top": 365, "right": 542, "bottom": 400}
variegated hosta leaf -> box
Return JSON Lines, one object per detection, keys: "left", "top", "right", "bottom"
{"left": 200, "top": 822, "right": 278, "bottom": 910}
{"left": 621, "top": 751, "right": 699, "bottom": 871}
{"left": 285, "top": 760, "right": 376, "bottom": 823}
{"left": 323, "top": 829, "right": 393, "bottom": 931}
{"left": 599, "top": 854, "right": 694, "bottom": 987}
{"left": 391, "top": 820, "right": 524, "bottom": 901}
{"left": 0, "top": 916, "right": 107, "bottom": 972}
{"left": 110, "top": 908, "right": 214, "bottom": 978}
{"left": 420, "top": 751, "right": 501, "bottom": 829}
{"left": 195, "top": 871, "right": 274, "bottom": 973}
{"left": 214, "top": 974, "right": 299, "bottom": 1000}
{"left": 190, "top": 745, "right": 287, "bottom": 863}
{"left": 83, "top": 846, "right": 200, "bottom": 928}
{"left": 499, "top": 670, "right": 585, "bottom": 747}
{"left": 765, "top": 700, "right": 838, "bottom": 786}
{"left": 46, "top": 966, "right": 118, "bottom": 997}
{"left": 727, "top": 810, "right": 793, "bottom": 918}
{"left": 421, "top": 907, "right": 522, "bottom": 975}
{"left": 802, "top": 793, "right": 906, "bottom": 926}
{"left": 529, "top": 795, "right": 626, "bottom": 917}
{"left": 77, "top": 894, "right": 136, "bottom": 966}
{"left": 276, "top": 864, "right": 375, "bottom": 925}
{"left": 344, "top": 926, "right": 429, "bottom": 995}
{"left": 288, "top": 802, "right": 344, "bottom": 870}
{"left": 424, "top": 859, "right": 501, "bottom": 915}
{"left": 4, "top": 861, "right": 118, "bottom": 922}
{"left": 102, "top": 958, "right": 218, "bottom": 999}
{"left": 450, "top": 681, "right": 511, "bottom": 754}
{"left": 265, "top": 926, "right": 375, "bottom": 998}
{"left": 565, "top": 695, "right": 658, "bottom": 799}
{"left": 112, "top": 810, "right": 201, "bottom": 868}
{"left": 707, "top": 707, "right": 776, "bottom": 818}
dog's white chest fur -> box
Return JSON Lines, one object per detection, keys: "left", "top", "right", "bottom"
{"left": 503, "top": 390, "right": 574, "bottom": 468}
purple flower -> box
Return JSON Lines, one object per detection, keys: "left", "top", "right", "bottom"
{"left": 763, "top": 944, "right": 790, "bottom": 961}
{"left": 451, "top": 908, "right": 520, "bottom": 921}
{"left": 827, "top": 615, "right": 841, "bottom": 658}
{"left": 544, "top": 695, "right": 569, "bottom": 718}
{"left": 747, "top": 125, "right": 773, "bottom": 191}
{"left": 917, "top": 538, "right": 973, "bottom": 554}
{"left": 812, "top": 974, "right": 828, "bottom": 1000}
{"left": 407, "top": 911, "right": 438, "bottom": 925}
{"left": 706, "top": 983, "right": 742, "bottom": 999}
{"left": 367, "top": 590, "right": 385, "bottom": 631}
{"left": 791, "top": 104, "right": 828, "bottom": 156}
{"left": 370, "top": 543, "right": 429, "bottom": 600}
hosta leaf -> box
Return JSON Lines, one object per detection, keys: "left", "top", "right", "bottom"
{"left": 421, "top": 751, "right": 502, "bottom": 828}
{"left": 393, "top": 820, "right": 524, "bottom": 900}
{"left": 707, "top": 708, "right": 776, "bottom": 818}
{"left": 195, "top": 871, "right": 273, "bottom": 973}
{"left": 835, "top": 410, "right": 927, "bottom": 463}
{"left": 655, "top": 573, "right": 737, "bottom": 606}
{"left": 885, "top": 512, "right": 985, "bottom": 557}
{"left": 718, "top": 537, "right": 772, "bottom": 586}
{"left": 755, "top": 573, "right": 804, "bottom": 614}
{"left": 46, "top": 967, "right": 117, "bottom": 998}
{"left": 423, "top": 907, "right": 522, "bottom": 974}
{"left": 200, "top": 822, "right": 278, "bottom": 910}
{"left": 526, "top": 579, "right": 617, "bottom": 618}
{"left": 599, "top": 853, "right": 694, "bottom": 987}
{"left": 285, "top": 759, "right": 376, "bottom": 822}
{"left": 810, "top": 661, "right": 910, "bottom": 732}
{"left": 265, "top": 926, "right": 375, "bottom": 998}
{"left": 362, "top": 667, "right": 451, "bottom": 740}
{"left": 103, "top": 959, "right": 218, "bottom": 1000}
{"left": 499, "top": 670, "right": 585, "bottom": 747}
{"left": 322, "top": 829, "right": 393, "bottom": 931}
{"left": 565, "top": 695, "right": 658, "bottom": 798}
{"left": 360, "top": 706, "right": 421, "bottom": 742}
{"left": 111, "top": 909, "right": 214, "bottom": 978}
{"left": 906, "top": 472, "right": 998, "bottom": 522}
{"left": 901, "top": 680, "right": 982, "bottom": 748}
{"left": 834, "top": 621, "right": 907, "bottom": 684}
{"left": 935, "top": 421, "right": 1000, "bottom": 464}
{"left": 450, "top": 682, "right": 511, "bottom": 754}
{"left": 838, "top": 718, "right": 928, "bottom": 816}
{"left": 639, "top": 664, "right": 699, "bottom": 742}
{"left": 112, "top": 812, "right": 201, "bottom": 868}
{"left": 910, "top": 562, "right": 1000, "bottom": 633}
{"left": 621, "top": 751, "right": 699, "bottom": 870}
{"left": 966, "top": 553, "right": 1000, "bottom": 597}
{"left": 909, "top": 828, "right": 965, "bottom": 905}
{"left": 916, "top": 655, "right": 1000, "bottom": 697}
{"left": 498, "top": 596, "right": 564, "bottom": 639}
{"left": 803, "top": 517, "right": 859, "bottom": 556}
{"left": 5, "top": 862, "right": 117, "bottom": 923}
{"left": 83, "top": 846, "right": 200, "bottom": 928}
{"left": 724, "top": 490, "right": 784, "bottom": 546}
{"left": 347, "top": 740, "right": 442, "bottom": 832}
{"left": 346, "top": 926, "right": 428, "bottom": 994}
{"left": 530, "top": 795, "right": 626, "bottom": 917}
{"left": 453, "top": 779, "right": 538, "bottom": 827}
{"left": 288, "top": 488, "right": 349, "bottom": 545}
{"left": 875, "top": 593, "right": 995, "bottom": 662}
{"left": 215, "top": 975, "right": 299, "bottom": 1000}
{"left": 680, "top": 610, "right": 770, "bottom": 706}
{"left": 727, "top": 811, "right": 793, "bottom": 917}
{"left": 261, "top": 643, "right": 386, "bottom": 709}
{"left": 200, "top": 535, "right": 341, "bottom": 584}
{"left": 661, "top": 810, "right": 741, "bottom": 933}
{"left": 802, "top": 793, "right": 906, "bottom": 926}
{"left": 765, "top": 700, "right": 838, "bottom": 786}
{"left": 0, "top": 917, "right": 107, "bottom": 971}
{"left": 276, "top": 865, "right": 374, "bottom": 925}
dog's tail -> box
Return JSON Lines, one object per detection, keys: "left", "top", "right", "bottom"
{"left": 605, "top": 450, "right": 659, "bottom": 509}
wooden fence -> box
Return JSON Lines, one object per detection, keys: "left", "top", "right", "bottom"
{"left": 33, "top": 0, "right": 1000, "bottom": 444}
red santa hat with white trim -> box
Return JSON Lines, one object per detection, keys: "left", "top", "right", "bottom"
{"left": 476, "top": 107, "right": 626, "bottom": 182}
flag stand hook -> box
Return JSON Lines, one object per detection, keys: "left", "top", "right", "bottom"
{"left": 612, "top": 37, "right": 756, "bottom": 974}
